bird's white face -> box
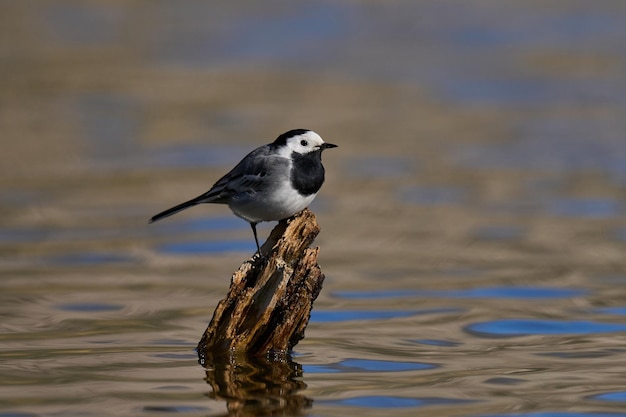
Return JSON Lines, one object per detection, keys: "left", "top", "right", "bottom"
{"left": 284, "top": 131, "right": 326, "bottom": 155}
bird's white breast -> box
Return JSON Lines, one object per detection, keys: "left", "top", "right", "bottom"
{"left": 268, "top": 182, "right": 317, "bottom": 220}
{"left": 228, "top": 159, "right": 317, "bottom": 223}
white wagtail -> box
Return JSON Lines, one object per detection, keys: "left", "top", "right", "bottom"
{"left": 150, "top": 129, "right": 337, "bottom": 253}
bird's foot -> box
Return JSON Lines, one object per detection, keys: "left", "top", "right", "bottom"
{"left": 252, "top": 250, "right": 267, "bottom": 262}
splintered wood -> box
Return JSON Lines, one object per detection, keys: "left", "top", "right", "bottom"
{"left": 197, "top": 209, "right": 325, "bottom": 359}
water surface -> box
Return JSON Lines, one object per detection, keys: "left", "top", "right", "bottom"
{"left": 2, "top": 1, "right": 626, "bottom": 416}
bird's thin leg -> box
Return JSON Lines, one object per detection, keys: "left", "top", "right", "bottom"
{"left": 250, "top": 222, "right": 260, "bottom": 253}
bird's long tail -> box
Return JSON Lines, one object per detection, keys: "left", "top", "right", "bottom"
{"left": 149, "top": 195, "right": 207, "bottom": 223}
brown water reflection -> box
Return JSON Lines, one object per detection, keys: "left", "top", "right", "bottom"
{"left": 2, "top": 1, "right": 626, "bottom": 417}
{"left": 203, "top": 355, "right": 311, "bottom": 417}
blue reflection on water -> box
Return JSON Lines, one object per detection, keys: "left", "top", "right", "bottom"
{"left": 467, "top": 319, "right": 626, "bottom": 338}
{"left": 340, "top": 359, "right": 435, "bottom": 372}
{"left": 327, "top": 396, "right": 424, "bottom": 408}
{"left": 334, "top": 289, "right": 414, "bottom": 299}
{"left": 452, "top": 134, "right": 626, "bottom": 176}
{"left": 311, "top": 308, "right": 462, "bottom": 323}
{"left": 544, "top": 198, "right": 622, "bottom": 218}
{"left": 413, "top": 339, "right": 460, "bottom": 347}
{"left": 591, "top": 391, "right": 626, "bottom": 402}
{"left": 477, "top": 413, "right": 626, "bottom": 417}
{"left": 615, "top": 228, "right": 626, "bottom": 242}
{"left": 441, "top": 78, "right": 557, "bottom": 105}
{"left": 48, "top": 252, "right": 136, "bottom": 266}
{"left": 302, "top": 364, "right": 341, "bottom": 374}
{"left": 157, "top": 240, "right": 253, "bottom": 255}
{"left": 310, "top": 310, "right": 417, "bottom": 323}
{"left": 304, "top": 359, "right": 435, "bottom": 374}
{"left": 435, "top": 287, "right": 586, "bottom": 299}
{"left": 43, "top": 3, "right": 122, "bottom": 45}
{"left": 216, "top": 3, "right": 352, "bottom": 62}
{"left": 56, "top": 303, "right": 123, "bottom": 312}
{"left": 596, "top": 307, "right": 626, "bottom": 315}
{"left": 0, "top": 412, "right": 41, "bottom": 417}
{"left": 142, "top": 144, "right": 250, "bottom": 169}
{"left": 0, "top": 216, "right": 244, "bottom": 248}
{"left": 326, "top": 395, "right": 471, "bottom": 408}
{"left": 0, "top": 228, "right": 47, "bottom": 244}
{"left": 151, "top": 217, "right": 245, "bottom": 234}
{"left": 398, "top": 185, "right": 466, "bottom": 206}
{"left": 335, "top": 287, "right": 586, "bottom": 300}
{"left": 472, "top": 225, "right": 526, "bottom": 241}
{"left": 441, "top": 76, "right": 626, "bottom": 107}
{"left": 152, "top": 2, "right": 352, "bottom": 68}
{"left": 84, "top": 142, "right": 250, "bottom": 172}
{"left": 75, "top": 94, "right": 140, "bottom": 159}
{"left": 343, "top": 156, "right": 414, "bottom": 178}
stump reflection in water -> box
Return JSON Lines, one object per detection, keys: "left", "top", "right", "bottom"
{"left": 203, "top": 354, "right": 312, "bottom": 417}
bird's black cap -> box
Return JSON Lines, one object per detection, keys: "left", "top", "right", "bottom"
{"left": 272, "top": 129, "right": 311, "bottom": 147}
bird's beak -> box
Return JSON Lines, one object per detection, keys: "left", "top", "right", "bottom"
{"left": 320, "top": 143, "right": 338, "bottom": 150}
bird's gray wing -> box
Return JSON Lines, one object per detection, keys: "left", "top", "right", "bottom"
{"left": 195, "top": 148, "right": 288, "bottom": 204}
{"left": 149, "top": 146, "right": 288, "bottom": 223}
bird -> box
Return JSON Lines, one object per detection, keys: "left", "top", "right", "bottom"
{"left": 149, "top": 129, "right": 337, "bottom": 253}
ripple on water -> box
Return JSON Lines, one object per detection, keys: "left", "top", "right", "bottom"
{"left": 477, "top": 413, "right": 626, "bottom": 417}
{"left": 434, "top": 287, "right": 586, "bottom": 299}
{"left": 310, "top": 308, "right": 461, "bottom": 323}
{"left": 543, "top": 197, "right": 622, "bottom": 218}
{"left": 324, "top": 395, "right": 472, "bottom": 408}
{"left": 471, "top": 225, "right": 526, "bottom": 241}
{"left": 334, "top": 286, "right": 586, "bottom": 300}
{"left": 413, "top": 339, "right": 461, "bottom": 347}
{"left": 343, "top": 156, "right": 414, "bottom": 178}
{"left": 466, "top": 319, "right": 626, "bottom": 338}
{"left": 304, "top": 359, "right": 436, "bottom": 374}
{"left": 484, "top": 197, "right": 623, "bottom": 218}
{"left": 484, "top": 377, "right": 525, "bottom": 385}
{"left": 0, "top": 228, "right": 47, "bottom": 244}
{"left": 47, "top": 252, "right": 137, "bottom": 266}
{"left": 333, "top": 289, "right": 415, "bottom": 299}
{"left": 615, "top": 228, "right": 626, "bottom": 242}
{"left": 591, "top": 391, "right": 626, "bottom": 403}
{"left": 56, "top": 302, "right": 123, "bottom": 312}
{"left": 596, "top": 307, "right": 626, "bottom": 315}
{"left": 43, "top": 3, "right": 123, "bottom": 46}
{"left": 452, "top": 129, "right": 626, "bottom": 175}
{"left": 142, "top": 144, "right": 250, "bottom": 170}
{"left": 151, "top": 217, "right": 245, "bottom": 235}
{"left": 0, "top": 413, "right": 41, "bottom": 417}
{"left": 397, "top": 185, "right": 466, "bottom": 206}
{"left": 157, "top": 239, "right": 253, "bottom": 255}
{"left": 142, "top": 406, "right": 210, "bottom": 413}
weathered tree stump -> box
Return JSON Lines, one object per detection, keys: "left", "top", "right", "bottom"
{"left": 197, "top": 208, "right": 325, "bottom": 361}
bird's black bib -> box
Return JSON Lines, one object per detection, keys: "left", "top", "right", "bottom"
{"left": 290, "top": 150, "right": 325, "bottom": 196}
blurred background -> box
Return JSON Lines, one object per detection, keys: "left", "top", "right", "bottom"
{"left": 2, "top": 1, "right": 626, "bottom": 416}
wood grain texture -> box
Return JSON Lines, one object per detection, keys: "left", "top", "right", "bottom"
{"left": 197, "top": 209, "right": 324, "bottom": 360}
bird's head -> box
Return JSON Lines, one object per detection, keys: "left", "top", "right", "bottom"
{"left": 273, "top": 129, "right": 337, "bottom": 157}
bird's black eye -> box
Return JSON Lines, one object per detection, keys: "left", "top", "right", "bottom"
{"left": 300, "top": 139, "right": 308, "bottom": 147}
